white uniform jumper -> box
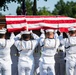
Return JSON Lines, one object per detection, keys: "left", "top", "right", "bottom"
{"left": 39, "top": 33, "right": 60, "bottom": 75}
{"left": 62, "top": 36, "right": 76, "bottom": 75}
{"left": 0, "top": 33, "right": 15, "bottom": 75}
{"left": 14, "top": 33, "right": 39, "bottom": 75}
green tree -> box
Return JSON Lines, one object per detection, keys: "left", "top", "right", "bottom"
{"left": 0, "top": 0, "right": 48, "bottom": 13}
{"left": 52, "top": 0, "right": 66, "bottom": 15}
{"left": 33, "top": 0, "right": 37, "bottom": 15}
{"left": 37, "top": 7, "right": 52, "bottom": 15}
{"left": 33, "top": 0, "right": 48, "bottom": 15}
{"left": 16, "top": 0, "right": 49, "bottom": 15}
{"left": 65, "top": 1, "right": 76, "bottom": 17}
{"left": 16, "top": 6, "right": 21, "bottom": 15}
{"left": 16, "top": 0, "right": 33, "bottom": 15}
{"left": 52, "top": 0, "right": 76, "bottom": 18}
{"left": 0, "top": 0, "right": 21, "bottom": 11}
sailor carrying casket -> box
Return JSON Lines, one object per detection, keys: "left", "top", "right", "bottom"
{"left": 0, "top": 28, "right": 16, "bottom": 75}
{"left": 39, "top": 29, "right": 60, "bottom": 75}
{"left": 14, "top": 30, "right": 39, "bottom": 75}
{"left": 61, "top": 27, "right": 76, "bottom": 75}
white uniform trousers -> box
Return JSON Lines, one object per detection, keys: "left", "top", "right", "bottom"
{"left": 66, "top": 55, "right": 76, "bottom": 75}
{"left": 18, "top": 56, "right": 34, "bottom": 75}
{"left": 0, "top": 61, "right": 11, "bottom": 75}
{"left": 39, "top": 55, "right": 55, "bottom": 75}
{"left": 39, "top": 61, "right": 55, "bottom": 75}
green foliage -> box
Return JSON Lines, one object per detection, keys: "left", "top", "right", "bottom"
{"left": 25, "top": 0, "right": 33, "bottom": 15}
{"left": 16, "top": 0, "right": 52, "bottom": 15}
{"left": 0, "top": 0, "right": 48, "bottom": 15}
{"left": 0, "top": 0, "right": 17, "bottom": 11}
{"left": 65, "top": 1, "right": 76, "bottom": 18}
{"left": 37, "top": 7, "right": 52, "bottom": 15}
{"left": 0, "top": 0, "right": 76, "bottom": 17}
{"left": 52, "top": 0, "right": 76, "bottom": 18}
{"left": 52, "top": 0, "right": 66, "bottom": 15}
{"left": 16, "top": 0, "right": 33, "bottom": 15}
{"left": 16, "top": 6, "right": 21, "bottom": 15}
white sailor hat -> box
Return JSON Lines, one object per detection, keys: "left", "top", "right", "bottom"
{"left": 46, "top": 29, "right": 55, "bottom": 33}
{"left": 0, "top": 28, "right": 6, "bottom": 34}
{"left": 68, "top": 27, "right": 76, "bottom": 31}
{"left": 21, "top": 31, "right": 31, "bottom": 35}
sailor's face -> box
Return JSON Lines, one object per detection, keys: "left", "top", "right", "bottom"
{"left": 68, "top": 31, "right": 76, "bottom": 37}
{"left": 0, "top": 34, "right": 5, "bottom": 38}
{"left": 22, "top": 34, "right": 31, "bottom": 40}
{"left": 75, "top": 30, "right": 76, "bottom": 36}
{"left": 46, "top": 32, "right": 54, "bottom": 38}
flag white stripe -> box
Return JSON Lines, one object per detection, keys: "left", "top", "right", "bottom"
{"left": 6, "top": 17, "right": 75, "bottom": 21}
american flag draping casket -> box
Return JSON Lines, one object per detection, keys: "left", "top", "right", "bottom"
{"left": 5, "top": 15, "right": 76, "bottom": 32}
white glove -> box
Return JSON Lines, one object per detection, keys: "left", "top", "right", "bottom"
{"left": 10, "top": 32, "right": 15, "bottom": 39}
{"left": 30, "top": 30, "right": 33, "bottom": 33}
{"left": 55, "top": 30, "right": 57, "bottom": 33}
{"left": 40, "top": 29, "right": 44, "bottom": 34}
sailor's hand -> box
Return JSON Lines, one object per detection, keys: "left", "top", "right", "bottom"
{"left": 30, "top": 30, "right": 33, "bottom": 33}
{"left": 55, "top": 30, "right": 57, "bottom": 33}
{"left": 40, "top": 29, "right": 44, "bottom": 34}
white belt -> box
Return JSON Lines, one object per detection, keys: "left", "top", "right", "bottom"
{"left": 40, "top": 55, "right": 55, "bottom": 63}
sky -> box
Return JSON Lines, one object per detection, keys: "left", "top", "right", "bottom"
{"left": 0, "top": 0, "right": 76, "bottom": 15}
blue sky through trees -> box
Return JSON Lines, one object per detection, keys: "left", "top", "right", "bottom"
{"left": 0, "top": 0, "right": 75, "bottom": 15}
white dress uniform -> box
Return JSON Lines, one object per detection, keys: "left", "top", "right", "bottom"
{"left": 62, "top": 27, "right": 76, "bottom": 75}
{"left": 39, "top": 29, "right": 60, "bottom": 75}
{"left": 14, "top": 31, "right": 39, "bottom": 75}
{"left": 0, "top": 28, "right": 15, "bottom": 75}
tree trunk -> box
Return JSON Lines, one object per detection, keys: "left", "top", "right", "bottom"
{"left": 33, "top": 0, "right": 37, "bottom": 15}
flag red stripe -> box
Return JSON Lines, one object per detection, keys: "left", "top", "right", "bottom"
{"left": 6, "top": 20, "right": 76, "bottom": 25}
{"left": 7, "top": 27, "right": 26, "bottom": 32}
{"left": 27, "top": 20, "right": 76, "bottom": 24}
{"left": 6, "top": 20, "right": 26, "bottom": 24}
